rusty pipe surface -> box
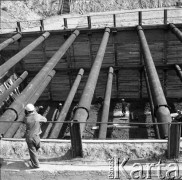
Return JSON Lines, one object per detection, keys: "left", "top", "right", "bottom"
{"left": 0, "top": 32, "right": 50, "bottom": 78}
{"left": 169, "top": 23, "right": 182, "bottom": 42}
{"left": 0, "top": 33, "right": 22, "bottom": 51}
{"left": 137, "top": 25, "right": 171, "bottom": 138}
{"left": 4, "top": 70, "right": 56, "bottom": 138}
{"left": 49, "top": 68, "right": 84, "bottom": 139}
{"left": 0, "top": 71, "right": 28, "bottom": 105}
{"left": 175, "top": 64, "right": 182, "bottom": 82}
{"left": 98, "top": 67, "right": 113, "bottom": 139}
{"left": 73, "top": 28, "right": 110, "bottom": 136}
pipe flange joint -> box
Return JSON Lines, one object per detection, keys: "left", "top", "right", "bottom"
{"left": 154, "top": 104, "right": 171, "bottom": 117}
{"left": 73, "top": 106, "right": 89, "bottom": 120}
{"left": 5, "top": 108, "right": 18, "bottom": 121}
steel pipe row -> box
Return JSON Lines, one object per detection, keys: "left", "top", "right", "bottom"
{"left": 0, "top": 32, "right": 50, "bottom": 78}
{"left": 0, "top": 30, "right": 79, "bottom": 135}
{"left": 4, "top": 70, "right": 56, "bottom": 138}
{"left": 0, "top": 33, "right": 22, "bottom": 51}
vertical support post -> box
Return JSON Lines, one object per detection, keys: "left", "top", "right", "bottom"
{"left": 113, "top": 14, "right": 116, "bottom": 27}
{"left": 17, "top": 22, "right": 21, "bottom": 32}
{"left": 168, "top": 121, "right": 181, "bottom": 159}
{"left": 138, "top": 11, "right": 142, "bottom": 25}
{"left": 40, "top": 20, "right": 45, "bottom": 31}
{"left": 164, "top": 9, "right": 168, "bottom": 25}
{"left": 64, "top": 18, "right": 68, "bottom": 29}
{"left": 87, "top": 16, "right": 91, "bottom": 29}
{"left": 70, "top": 120, "right": 83, "bottom": 158}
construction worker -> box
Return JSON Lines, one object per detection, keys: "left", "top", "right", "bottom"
{"left": 24, "top": 103, "right": 47, "bottom": 168}
{"left": 121, "top": 98, "right": 127, "bottom": 117}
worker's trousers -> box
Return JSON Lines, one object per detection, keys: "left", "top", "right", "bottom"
{"left": 26, "top": 135, "right": 40, "bottom": 168}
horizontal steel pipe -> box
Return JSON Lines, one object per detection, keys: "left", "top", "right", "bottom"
{"left": 137, "top": 25, "right": 171, "bottom": 138}
{"left": 0, "top": 30, "right": 79, "bottom": 135}
{"left": 175, "top": 64, "right": 182, "bottom": 82}
{"left": 0, "top": 71, "right": 28, "bottom": 105}
{"left": 73, "top": 28, "right": 110, "bottom": 136}
{"left": 4, "top": 70, "right": 56, "bottom": 138}
{"left": 49, "top": 68, "right": 84, "bottom": 139}
{"left": 169, "top": 23, "right": 182, "bottom": 42}
{"left": 0, "top": 32, "right": 50, "bottom": 78}
{"left": 0, "top": 33, "right": 22, "bottom": 51}
{"left": 98, "top": 67, "right": 113, "bottom": 139}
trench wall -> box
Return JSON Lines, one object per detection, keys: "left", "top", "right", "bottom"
{"left": 0, "top": 25, "right": 182, "bottom": 101}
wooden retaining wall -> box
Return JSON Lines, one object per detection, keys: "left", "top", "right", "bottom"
{"left": 1, "top": 24, "right": 182, "bottom": 101}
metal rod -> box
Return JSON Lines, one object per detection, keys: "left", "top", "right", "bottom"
{"left": 0, "top": 32, "right": 50, "bottom": 78}
{"left": 98, "top": 67, "right": 113, "bottom": 139}
{"left": 49, "top": 68, "right": 84, "bottom": 139}
{"left": 4, "top": 70, "right": 56, "bottom": 138}
{"left": 73, "top": 28, "right": 110, "bottom": 136}
{"left": 169, "top": 23, "right": 182, "bottom": 42}
{"left": 0, "top": 71, "right": 28, "bottom": 106}
{"left": 0, "top": 33, "right": 22, "bottom": 51}
{"left": 0, "top": 30, "right": 79, "bottom": 135}
{"left": 137, "top": 25, "right": 171, "bottom": 138}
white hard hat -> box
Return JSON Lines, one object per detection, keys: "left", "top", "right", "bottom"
{"left": 25, "top": 104, "right": 35, "bottom": 112}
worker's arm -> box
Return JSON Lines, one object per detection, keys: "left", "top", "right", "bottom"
{"left": 37, "top": 114, "right": 47, "bottom": 122}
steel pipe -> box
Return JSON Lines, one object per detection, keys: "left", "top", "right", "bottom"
{"left": 0, "top": 32, "right": 50, "bottom": 78}
{"left": 98, "top": 67, "right": 113, "bottom": 139}
{"left": 137, "top": 25, "right": 171, "bottom": 138}
{"left": 4, "top": 70, "right": 56, "bottom": 138}
{"left": 49, "top": 68, "right": 84, "bottom": 139}
{"left": 0, "top": 71, "right": 28, "bottom": 106}
{"left": 169, "top": 23, "right": 182, "bottom": 42}
{"left": 0, "top": 30, "right": 79, "bottom": 135}
{"left": 0, "top": 33, "right": 22, "bottom": 51}
{"left": 144, "top": 68, "right": 160, "bottom": 139}
{"left": 175, "top": 64, "right": 182, "bottom": 82}
{"left": 73, "top": 28, "right": 110, "bottom": 136}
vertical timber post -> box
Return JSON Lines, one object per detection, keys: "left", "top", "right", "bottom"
{"left": 17, "top": 22, "right": 21, "bottom": 32}
{"left": 40, "top": 20, "right": 45, "bottom": 31}
{"left": 70, "top": 120, "right": 83, "bottom": 158}
{"left": 168, "top": 121, "right": 181, "bottom": 159}
{"left": 64, "top": 18, "right": 68, "bottom": 29}
{"left": 138, "top": 11, "right": 142, "bottom": 26}
{"left": 113, "top": 14, "right": 116, "bottom": 27}
{"left": 87, "top": 16, "right": 91, "bottom": 29}
{"left": 164, "top": 9, "right": 168, "bottom": 25}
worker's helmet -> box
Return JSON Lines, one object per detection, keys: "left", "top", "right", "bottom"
{"left": 25, "top": 104, "right": 35, "bottom": 112}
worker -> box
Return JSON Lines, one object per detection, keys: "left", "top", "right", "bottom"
{"left": 24, "top": 103, "right": 47, "bottom": 168}
{"left": 121, "top": 98, "right": 127, "bottom": 117}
